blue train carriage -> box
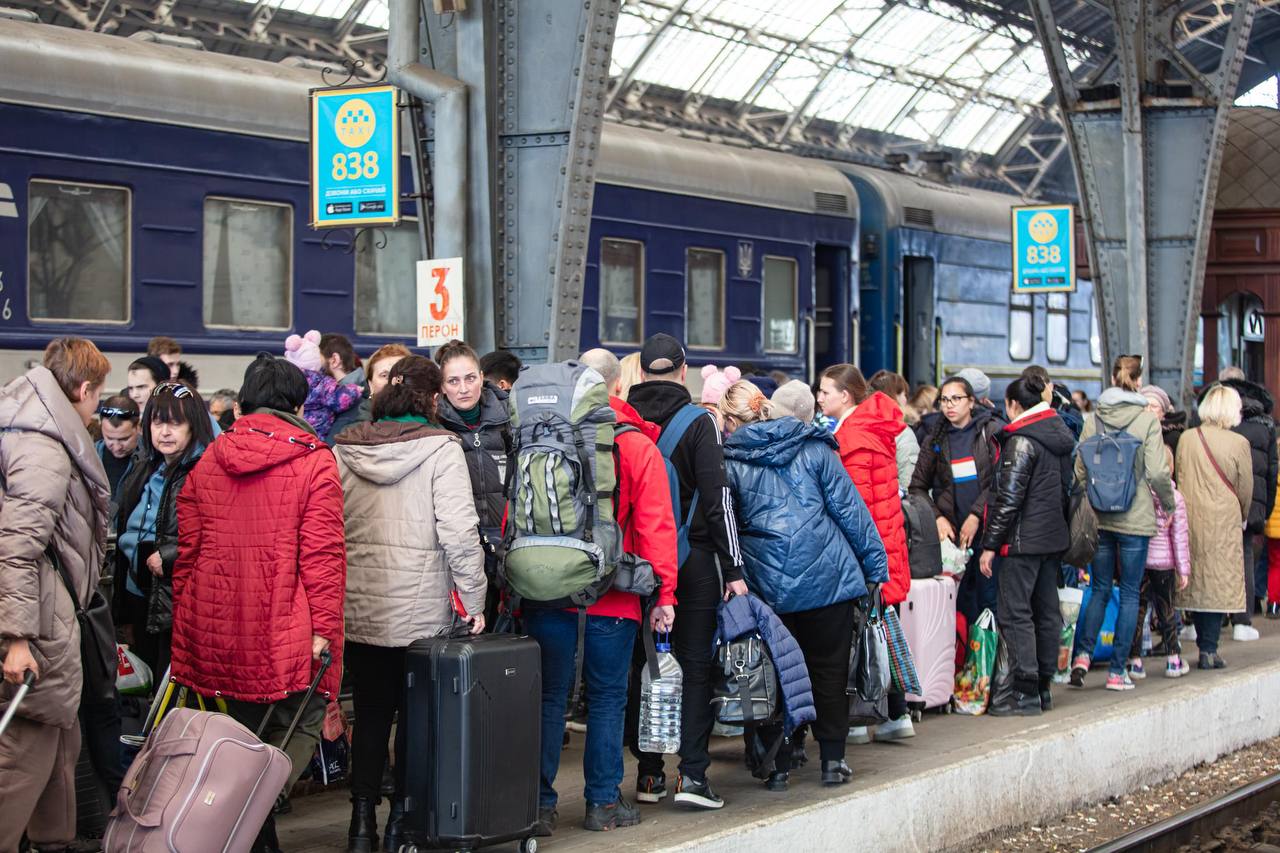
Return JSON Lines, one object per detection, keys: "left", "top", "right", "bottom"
{"left": 583, "top": 124, "right": 860, "bottom": 384}
{"left": 838, "top": 164, "right": 1103, "bottom": 398}
{"left": 0, "top": 18, "right": 421, "bottom": 390}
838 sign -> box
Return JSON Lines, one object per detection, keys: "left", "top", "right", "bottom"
{"left": 310, "top": 85, "right": 400, "bottom": 229}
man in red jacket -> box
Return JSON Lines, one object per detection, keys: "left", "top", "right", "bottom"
{"left": 527, "top": 349, "right": 679, "bottom": 837}
{"left": 171, "top": 353, "right": 346, "bottom": 852}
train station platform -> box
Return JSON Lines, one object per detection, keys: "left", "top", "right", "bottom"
{"left": 278, "top": 619, "right": 1280, "bottom": 853}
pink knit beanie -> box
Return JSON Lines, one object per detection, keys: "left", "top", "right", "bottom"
{"left": 700, "top": 364, "right": 742, "bottom": 405}
{"left": 284, "top": 330, "right": 323, "bottom": 373}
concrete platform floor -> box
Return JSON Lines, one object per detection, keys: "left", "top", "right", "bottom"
{"left": 279, "top": 617, "right": 1280, "bottom": 853}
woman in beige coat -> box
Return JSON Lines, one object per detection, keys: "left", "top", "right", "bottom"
{"left": 333, "top": 355, "right": 486, "bottom": 853}
{"left": 0, "top": 338, "right": 111, "bottom": 852}
{"left": 1176, "top": 383, "right": 1254, "bottom": 670}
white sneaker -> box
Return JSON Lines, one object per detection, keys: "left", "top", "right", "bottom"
{"left": 1180, "top": 624, "right": 1197, "bottom": 642}
{"left": 1233, "top": 624, "right": 1260, "bottom": 642}
{"left": 846, "top": 726, "right": 871, "bottom": 744}
{"left": 873, "top": 715, "right": 916, "bottom": 741}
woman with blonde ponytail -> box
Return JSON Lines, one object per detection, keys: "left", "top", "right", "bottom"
{"left": 719, "top": 380, "right": 889, "bottom": 791}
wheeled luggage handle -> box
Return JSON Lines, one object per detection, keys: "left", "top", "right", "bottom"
{"left": 256, "top": 648, "right": 332, "bottom": 750}
{"left": 0, "top": 670, "right": 36, "bottom": 739}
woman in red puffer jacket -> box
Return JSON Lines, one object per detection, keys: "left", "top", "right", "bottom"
{"left": 171, "top": 354, "right": 345, "bottom": 851}
{"left": 817, "top": 363, "right": 913, "bottom": 742}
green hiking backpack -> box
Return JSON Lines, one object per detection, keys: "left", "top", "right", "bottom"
{"left": 500, "top": 361, "right": 623, "bottom": 607}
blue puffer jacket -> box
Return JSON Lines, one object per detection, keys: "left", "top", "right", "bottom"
{"left": 714, "top": 593, "right": 816, "bottom": 735}
{"left": 723, "top": 418, "right": 890, "bottom": 614}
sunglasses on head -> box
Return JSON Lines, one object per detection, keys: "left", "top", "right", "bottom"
{"left": 151, "top": 381, "right": 193, "bottom": 399}
{"left": 98, "top": 406, "right": 138, "bottom": 420}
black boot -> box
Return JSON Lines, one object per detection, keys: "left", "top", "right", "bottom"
{"left": 1038, "top": 676, "right": 1053, "bottom": 712}
{"left": 382, "top": 799, "right": 405, "bottom": 853}
{"left": 347, "top": 797, "right": 379, "bottom": 853}
{"left": 251, "top": 814, "right": 282, "bottom": 853}
{"left": 820, "top": 759, "right": 852, "bottom": 786}
{"left": 989, "top": 688, "right": 1043, "bottom": 717}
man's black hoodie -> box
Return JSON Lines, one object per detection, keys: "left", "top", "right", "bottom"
{"left": 628, "top": 379, "right": 744, "bottom": 582}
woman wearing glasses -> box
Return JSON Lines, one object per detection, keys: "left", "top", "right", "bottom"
{"left": 908, "top": 375, "right": 1004, "bottom": 625}
{"left": 112, "top": 380, "right": 214, "bottom": 676}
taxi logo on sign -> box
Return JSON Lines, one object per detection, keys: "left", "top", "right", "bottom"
{"left": 334, "top": 99, "right": 376, "bottom": 148}
{"left": 1027, "top": 212, "right": 1059, "bottom": 244}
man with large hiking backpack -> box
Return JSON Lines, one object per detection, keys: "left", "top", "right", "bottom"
{"left": 626, "top": 333, "right": 747, "bottom": 811}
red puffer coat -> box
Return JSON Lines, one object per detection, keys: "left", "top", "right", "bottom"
{"left": 835, "top": 392, "right": 910, "bottom": 605}
{"left": 171, "top": 412, "right": 346, "bottom": 702}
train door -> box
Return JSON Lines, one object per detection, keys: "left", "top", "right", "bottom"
{"left": 902, "top": 255, "right": 936, "bottom": 388}
{"left": 812, "top": 244, "right": 851, "bottom": 374}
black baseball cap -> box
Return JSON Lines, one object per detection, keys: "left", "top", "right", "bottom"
{"left": 640, "top": 333, "right": 686, "bottom": 375}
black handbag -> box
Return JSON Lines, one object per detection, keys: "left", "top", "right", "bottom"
{"left": 49, "top": 547, "right": 117, "bottom": 704}
{"left": 711, "top": 633, "right": 779, "bottom": 727}
{"left": 847, "top": 592, "right": 891, "bottom": 726}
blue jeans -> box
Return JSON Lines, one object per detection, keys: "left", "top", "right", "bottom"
{"left": 524, "top": 610, "right": 636, "bottom": 809}
{"left": 1077, "top": 530, "right": 1150, "bottom": 675}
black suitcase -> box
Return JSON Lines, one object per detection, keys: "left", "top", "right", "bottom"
{"left": 403, "top": 633, "right": 542, "bottom": 853}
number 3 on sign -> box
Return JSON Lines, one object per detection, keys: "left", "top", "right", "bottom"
{"left": 417, "top": 257, "right": 464, "bottom": 347}
{"left": 429, "top": 267, "right": 449, "bottom": 321}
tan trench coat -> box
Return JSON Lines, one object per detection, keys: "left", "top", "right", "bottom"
{"left": 1176, "top": 425, "right": 1253, "bottom": 613}
{"left": 0, "top": 367, "right": 109, "bottom": 730}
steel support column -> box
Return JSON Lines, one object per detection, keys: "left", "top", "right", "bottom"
{"left": 1031, "top": 0, "right": 1257, "bottom": 401}
{"left": 491, "top": 0, "right": 621, "bottom": 362}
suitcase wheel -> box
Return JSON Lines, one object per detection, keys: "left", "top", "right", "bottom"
{"left": 520, "top": 838, "right": 539, "bottom": 853}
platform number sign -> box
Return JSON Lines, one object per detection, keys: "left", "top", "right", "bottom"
{"left": 310, "top": 84, "right": 400, "bottom": 229}
{"left": 417, "top": 257, "right": 465, "bottom": 347}
{"left": 1011, "top": 204, "right": 1075, "bottom": 293}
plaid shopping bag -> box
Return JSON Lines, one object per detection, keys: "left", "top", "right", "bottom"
{"left": 884, "top": 606, "right": 921, "bottom": 695}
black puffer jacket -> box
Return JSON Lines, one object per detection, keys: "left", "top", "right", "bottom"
{"left": 909, "top": 407, "right": 1002, "bottom": 528}
{"left": 982, "top": 407, "right": 1075, "bottom": 557}
{"left": 111, "top": 452, "right": 201, "bottom": 635}
{"left": 436, "top": 383, "right": 513, "bottom": 534}
{"left": 1217, "top": 378, "right": 1278, "bottom": 533}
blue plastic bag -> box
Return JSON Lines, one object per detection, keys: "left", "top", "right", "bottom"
{"left": 1074, "top": 585, "right": 1121, "bottom": 664}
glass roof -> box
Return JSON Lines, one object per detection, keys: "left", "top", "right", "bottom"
{"left": 240, "top": 0, "right": 389, "bottom": 29}
{"left": 610, "top": 0, "right": 1089, "bottom": 155}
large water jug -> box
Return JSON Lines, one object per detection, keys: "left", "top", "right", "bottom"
{"left": 637, "top": 633, "right": 682, "bottom": 754}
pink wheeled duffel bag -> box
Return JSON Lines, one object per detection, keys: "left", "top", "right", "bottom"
{"left": 103, "top": 651, "right": 330, "bottom": 852}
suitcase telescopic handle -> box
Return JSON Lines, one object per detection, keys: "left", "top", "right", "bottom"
{"left": 256, "top": 649, "right": 332, "bottom": 749}
{"left": 0, "top": 670, "right": 36, "bottom": 739}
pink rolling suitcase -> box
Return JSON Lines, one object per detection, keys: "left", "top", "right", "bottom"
{"left": 900, "top": 576, "right": 957, "bottom": 710}
{"left": 103, "top": 652, "right": 329, "bottom": 853}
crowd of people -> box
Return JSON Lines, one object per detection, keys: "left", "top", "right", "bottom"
{"left": 0, "top": 328, "right": 1273, "bottom": 853}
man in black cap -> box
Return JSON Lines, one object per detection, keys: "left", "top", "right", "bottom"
{"left": 626, "top": 332, "right": 746, "bottom": 811}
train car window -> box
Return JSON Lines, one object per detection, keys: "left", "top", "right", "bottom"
{"left": 28, "top": 180, "right": 130, "bottom": 323}
{"left": 686, "top": 247, "right": 725, "bottom": 349}
{"left": 1046, "top": 292, "right": 1070, "bottom": 364}
{"left": 1009, "top": 292, "right": 1033, "bottom": 361}
{"left": 356, "top": 223, "right": 419, "bottom": 336}
{"left": 763, "top": 256, "right": 798, "bottom": 353}
{"left": 1089, "top": 302, "right": 1103, "bottom": 364}
{"left": 202, "top": 197, "right": 292, "bottom": 330}
{"left": 600, "top": 238, "right": 644, "bottom": 345}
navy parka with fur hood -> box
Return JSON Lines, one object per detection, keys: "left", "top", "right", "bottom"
{"left": 723, "top": 417, "right": 889, "bottom": 614}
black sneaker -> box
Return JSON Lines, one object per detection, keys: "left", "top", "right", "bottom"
{"left": 764, "top": 771, "right": 789, "bottom": 792}
{"left": 989, "top": 690, "right": 1043, "bottom": 717}
{"left": 635, "top": 773, "right": 667, "bottom": 803}
{"left": 821, "top": 759, "right": 853, "bottom": 786}
{"left": 533, "top": 806, "right": 557, "bottom": 837}
{"left": 673, "top": 776, "right": 724, "bottom": 810}
{"left": 1198, "top": 652, "right": 1227, "bottom": 670}
{"left": 1268, "top": 602, "right": 1280, "bottom": 620}
{"left": 583, "top": 797, "right": 642, "bottom": 831}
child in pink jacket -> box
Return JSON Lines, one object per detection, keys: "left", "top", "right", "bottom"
{"left": 1128, "top": 483, "right": 1191, "bottom": 679}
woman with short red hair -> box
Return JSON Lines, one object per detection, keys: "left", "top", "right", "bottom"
{"left": 0, "top": 337, "right": 112, "bottom": 851}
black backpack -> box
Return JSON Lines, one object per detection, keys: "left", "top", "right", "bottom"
{"left": 901, "top": 493, "right": 942, "bottom": 579}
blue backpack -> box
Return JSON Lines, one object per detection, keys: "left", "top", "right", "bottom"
{"left": 656, "top": 404, "right": 706, "bottom": 567}
{"left": 1077, "top": 414, "right": 1143, "bottom": 513}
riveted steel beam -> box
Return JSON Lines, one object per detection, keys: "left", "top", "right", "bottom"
{"left": 1031, "top": 0, "right": 1257, "bottom": 402}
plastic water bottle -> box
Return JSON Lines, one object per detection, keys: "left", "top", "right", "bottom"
{"left": 637, "top": 634, "right": 682, "bottom": 754}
